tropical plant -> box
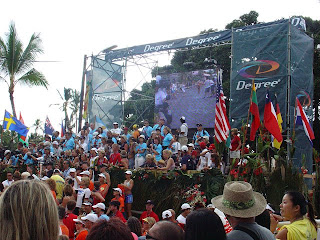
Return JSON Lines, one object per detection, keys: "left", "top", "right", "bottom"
{"left": 32, "top": 119, "right": 43, "bottom": 134}
{"left": 56, "top": 87, "right": 73, "bottom": 129}
{"left": 0, "top": 22, "right": 48, "bottom": 118}
{"left": 0, "top": 125, "right": 19, "bottom": 151}
{"left": 69, "top": 89, "right": 80, "bottom": 129}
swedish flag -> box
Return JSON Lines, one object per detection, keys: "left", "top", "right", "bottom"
{"left": 3, "top": 110, "right": 29, "bottom": 137}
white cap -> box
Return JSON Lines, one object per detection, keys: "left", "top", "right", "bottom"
{"left": 162, "top": 210, "right": 172, "bottom": 219}
{"left": 93, "top": 132, "right": 99, "bottom": 136}
{"left": 181, "top": 145, "right": 188, "bottom": 152}
{"left": 187, "top": 143, "right": 194, "bottom": 148}
{"left": 181, "top": 203, "right": 191, "bottom": 210}
{"left": 139, "top": 135, "right": 145, "bottom": 139}
{"left": 52, "top": 141, "right": 59, "bottom": 145}
{"left": 180, "top": 116, "right": 186, "bottom": 120}
{"left": 203, "top": 136, "right": 209, "bottom": 140}
{"left": 80, "top": 170, "right": 90, "bottom": 176}
{"left": 125, "top": 170, "right": 132, "bottom": 175}
{"left": 93, "top": 203, "right": 106, "bottom": 210}
{"left": 4, "top": 150, "right": 11, "bottom": 155}
{"left": 81, "top": 213, "right": 98, "bottom": 223}
{"left": 21, "top": 172, "right": 31, "bottom": 179}
{"left": 83, "top": 202, "right": 92, "bottom": 206}
{"left": 44, "top": 141, "right": 51, "bottom": 146}
{"left": 73, "top": 219, "right": 84, "bottom": 224}
{"left": 113, "top": 122, "right": 119, "bottom": 125}
{"left": 53, "top": 169, "right": 61, "bottom": 174}
{"left": 41, "top": 176, "right": 49, "bottom": 181}
{"left": 207, "top": 204, "right": 215, "bottom": 209}
{"left": 113, "top": 187, "right": 122, "bottom": 196}
{"left": 91, "top": 148, "right": 98, "bottom": 153}
{"left": 70, "top": 168, "right": 76, "bottom": 173}
{"left": 98, "top": 173, "right": 106, "bottom": 179}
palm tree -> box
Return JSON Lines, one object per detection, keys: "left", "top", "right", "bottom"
{"left": 69, "top": 89, "right": 80, "bottom": 130}
{"left": 57, "top": 87, "right": 72, "bottom": 130}
{"left": 0, "top": 22, "right": 48, "bottom": 118}
{"left": 33, "top": 118, "right": 43, "bottom": 134}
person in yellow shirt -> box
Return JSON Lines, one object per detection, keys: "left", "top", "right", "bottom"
{"left": 276, "top": 191, "right": 317, "bottom": 240}
{"left": 50, "top": 169, "right": 65, "bottom": 201}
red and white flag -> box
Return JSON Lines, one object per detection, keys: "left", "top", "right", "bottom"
{"left": 214, "top": 70, "right": 230, "bottom": 143}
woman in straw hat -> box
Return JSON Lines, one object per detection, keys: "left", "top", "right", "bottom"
{"left": 211, "top": 181, "right": 275, "bottom": 240}
{"left": 0, "top": 180, "right": 59, "bottom": 240}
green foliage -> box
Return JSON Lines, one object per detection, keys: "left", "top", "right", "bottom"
{"left": 70, "top": 89, "right": 80, "bottom": 128}
{"left": 123, "top": 81, "right": 155, "bottom": 127}
{"left": 28, "top": 132, "right": 44, "bottom": 145}
{"left": 0, "top": 125, "right": 19, "bottom": 151}
{"left": 104, "top": 168, "right": 224, "bottom": 216}
{"left": 225, "top": 11, "right": 259, "bottom": 29}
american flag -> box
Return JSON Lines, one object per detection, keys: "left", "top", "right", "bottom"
{"left": 214, "top": 69, "right": 230, "bottom": 143}
{"left": 44, "top": 117, "right": 55, "bottom": 135}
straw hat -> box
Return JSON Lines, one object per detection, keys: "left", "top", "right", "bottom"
{"left": 211, "top": 181, "right": 266, "bottom": 218}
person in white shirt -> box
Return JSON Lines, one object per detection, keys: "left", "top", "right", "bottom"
{"left": 176, "top": 203, "right": 191, "bottom": 227}
{"left": 110, "top": 122, "right": 121, "bottom": 137}
{"left": 178, "top": 116, "right": 188, "bottom": 146}
{"left": 197, "top": 142, "right": 211, "bottom": 171}
{"left": 69, "top": 168, "right": 81, "bottom": 189}
{"left": 2, "top": 172, "right": 14, "bottom": 190}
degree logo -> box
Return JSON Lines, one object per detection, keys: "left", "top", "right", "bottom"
{"left": 297, "top": 91, "right": 311, "bottom": 108}
{"left": 239, "top": 60, "right": 280, "bottom": 80}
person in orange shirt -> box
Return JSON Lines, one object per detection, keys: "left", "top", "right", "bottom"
{"left": 58, "top": 206, "right": 70, "bottom": 238}
{"left": 73, "top": 219, "right": 88, "bottom": 240}
{"left": 107, "top": 188, "right": 125, "bottom": 214}
{"left": 132, "top": 124, "right": 140, "bottom": 139}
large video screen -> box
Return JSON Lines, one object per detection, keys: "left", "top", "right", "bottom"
{"left": 155, "top": 68, "right": 217, "bottom": 129}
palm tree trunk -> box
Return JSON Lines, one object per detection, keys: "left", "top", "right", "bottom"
{"left": 9, "top": 84, "right": 17, "bottom": 118}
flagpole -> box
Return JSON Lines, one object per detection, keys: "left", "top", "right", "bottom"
{"left": 241, "top": 79, "right": 254, "bottom": 157}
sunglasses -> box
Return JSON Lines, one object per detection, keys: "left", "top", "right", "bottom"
{"left": 146, "top": 233, "right": 160, "bottom": 240}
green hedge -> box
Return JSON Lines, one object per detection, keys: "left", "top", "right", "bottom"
{"left": 104, "top": 168, "right": 225, "bottom": 217}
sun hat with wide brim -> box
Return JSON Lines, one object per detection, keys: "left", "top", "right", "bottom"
{"left": 211, "top": 181, "right": 266, "bottom": 218}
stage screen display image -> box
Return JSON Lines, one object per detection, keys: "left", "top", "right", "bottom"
{"left": 155, "top": 68, "right": 217, "bottom": 129}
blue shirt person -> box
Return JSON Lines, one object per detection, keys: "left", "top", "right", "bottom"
{"left": 142, "top": 120, "right": 153, "bottom": 138}
{"left": 151, "top": 138, "right": 162, "bottom": 161}
{"left": 135, "top": 141, "right": 147, "bottom": 158}
{"left": 62, "top": 133, "right": 75, "bottom": 151}
{"left": 193, "top": 123, "right": 210, "bottom": 146}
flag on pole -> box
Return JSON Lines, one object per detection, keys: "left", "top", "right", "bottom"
{"left": 18, "top": 112, "right": 28, "bottom": 144}
{"left": 3, "top": 110, "right": 29, "bottom": 137}
{"left": 214, "top": 69, "right": 230, "bottom": 143}
{"left": 95, "top": 116, "right": 107, "bottom": 130}
{"left": 249, "top": 80, "right": 261, "bottom": 141}
{"left": 61, "top": 120, "right": 65, "bottom": 138}
{"left": 272, "top": 95, "right": 283, "bottom": 149}
{"left": 263, "top": 90, "right": 282, "bottom": 142}
{"left": 295, "top": 98, "right": 315, "bottom": 146}
{"left": 44, "top": 117, "right": 55, "bottom": 135}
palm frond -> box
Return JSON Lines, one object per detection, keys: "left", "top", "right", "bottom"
{"left": 16, "top": 68, "right": 48, "bottom": 88}
{"left": 17, "top": 32, "right": 43, "bottom": 73}
{"left": 6, "top": 23, "right": 24, "bottom": 77}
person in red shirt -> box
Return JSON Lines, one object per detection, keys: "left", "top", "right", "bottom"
{"left": 140, "top": 200, "right": 159, "bottom": 223}
{"left": 63, "top": 200, "right": 78, "bottom": 240}
{"left": 109, "top": 144, "right": 121, "bottom": 165}
{"left": 109, "top": 200, "right": 127, "bottom": 223}
{"left": 230, "top": 128, "right": 241, "bottom": 166}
